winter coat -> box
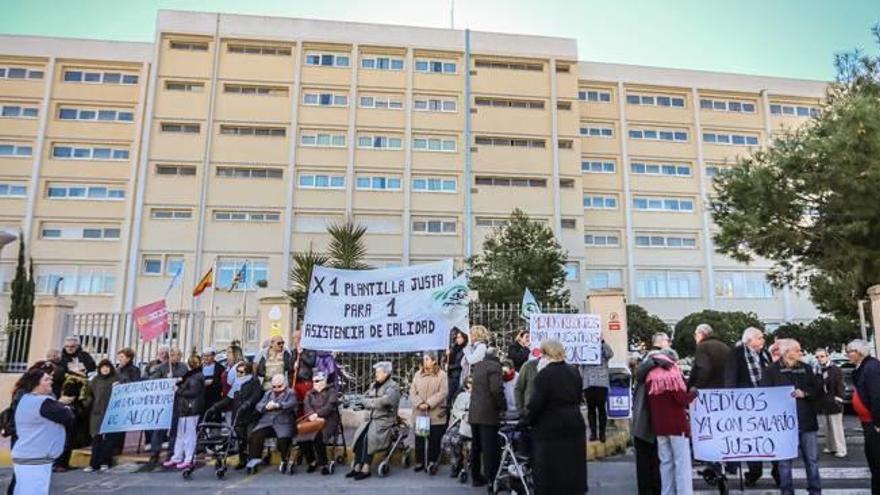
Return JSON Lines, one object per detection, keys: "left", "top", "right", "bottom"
{"left": 176, "top": 369, "right": 206, "bottom": 417}
{"left": 461, "top": 341, "right": 487, "bottom": 384}
{"left": 208, "top": 376, "right": 263, "bottom": 426}
{"left": 761, "top": 360, "right": 821, "bottom": 432}
{"left": 645, "top": 354, "right": 694, "bottom": 437}
{"left": 150, "top": 361, "right": 187, "bottom": 380}
{"left": 632, "top": 348, "right": 677, "bottom": 443}
{"left": 853, "top": 355, "right": 880, "bottom": 428}
{"left": 817, "top": 363, "right": 846, "bottom": 415}
{"left": 83, "top": 372, "right": 117, "bottom": 436}
{"left": 507, "top": 342, "right": 530, "bottom": 372}
{"left": 579, "top": 342, "right": 615, "bottom": 389}
{"left": 293, "top": 349, "right": 318, "bottom": 382}
{"left": 202, "top": 362, "right": 225, "bottom": 411}
{"left": 468, "top": 354, "right": 506, "bottom": 426}
{"left": 514, "top": 359, "right": 539, "bottom": 418}
{"left": 409, "top": 368, "right": 449, "bottom": 426}
{"left": 527, "top": 361, "right": 587, "bottom": 495}
{"left": 253, "top": 388, "right": 297, "bottom": 438}
{"left": 61, "top": 347, "right": 97, "bottom": 375}
{"left": 688, "top": 336, "right": 730, "bottom": 390}
{"left": 116, "top": 362, "right": 141, "bottom": 384}
{"left": 352, "top": 378, "right": 401, "bottom": 455}
{"left": 303, "top": 386, "right": 340, "bottom": 442}
{"left": 255, "top": 349, "right": 292, "bottom": 385}
{"left": 447, "top": 389, "right": 472, "bottom": 438}
{"left": 724, "top": 343, "right": 770, "bottom": 389}
{"left": 447, "top": 343, "right": 466, "bottom": 382}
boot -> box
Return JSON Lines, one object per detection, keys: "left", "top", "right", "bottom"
{"left": 234, "top": 454, "right": 248, "bottom": 470}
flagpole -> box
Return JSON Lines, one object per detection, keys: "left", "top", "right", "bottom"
{"left": 240, "top": 259, "right": 248, "bottom": 344}
{"left": 208, "top": 256, "right": 218, "bottom": 344}
{"left": 178, "top": 263, "right": 186, "bottom": 313}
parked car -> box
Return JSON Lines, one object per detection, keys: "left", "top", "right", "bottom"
{"left": 833, "top": 357, "right": 855, "bottom": 407}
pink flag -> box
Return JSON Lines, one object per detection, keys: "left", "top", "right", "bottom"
{"left": 133, "top": 300, "right": 170, "bottom": 341}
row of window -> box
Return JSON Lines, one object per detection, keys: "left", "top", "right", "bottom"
{"left": 584, "top": 195, "right": 695, "bottom": 212}
{"left": 770, "top": 104, "right": 820, "bottom": 117}
{"left": 225, "top": 84, "right": 288, "bottom": 96}
{"left": 1, "top": 104, "right": 38, "bottom": 118}
{"left": 578, "top": 90, "right": 612, "bottom": 102}
{"left": 582, "top": 160, "right": 731, "bottom": 179}
{"left": 580, "top": 125, "right": 614, "bottom": 137}
{"left": 58, "top": 107, "right": 134, "bottom": 122}
{"left": 0, "top": 67, "right": 44, "bottom": 80}
{"left": 475, "top": 176, "right": 546, "bottom": 188}
{"left": 626, "top": 93, "right": 686, "bottom": 108}
{"left": 53, "top": 145, "right": 130, "bottom": 160}
{"left": 41, "top": 226, "right": 120, "bottom": 240}
{"left": 475, "top": 97, "right": 544, "bottom": 109}
{"left": 63, "top": 70, "right": 138, "bottom": 85}
{"left": 700, "top": 98, "right": 756, "bottom": 113}
{"left": 0, "top": 183, "right": 27, "bottom": 198}
{"left": 628, "top": 128, "right": 689, "bottom": 142}
{"left": 586, "top": 269, "right": 774, "bottom": 299}
{"left": 702, "top": 132, "right": 760, "bottom": 146}
{"left": 0, "top": 144, "right": 33, "bottom": 156}
{"left": 46, "top": 184, "right": 125, "bottom": 200}
{"left": 214, "top": 210, "right": 280, "bottom": 222}
{"left": 634, "top": 234, "right": 697, "bottom": 248}
{"left": 35, "top": 267, "right": 115, "bottom": 295}
{"left": 219, "top": 125, "right": 286, "bottom": 137}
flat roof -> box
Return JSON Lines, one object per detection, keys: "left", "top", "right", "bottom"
{"left": 0, "top": 34, "right": 152, "bottom": 63}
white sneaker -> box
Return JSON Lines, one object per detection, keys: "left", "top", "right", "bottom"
{"left": 82, "top": 466, "right": 94, "bottom": 473}
{"left": 100, "top": 465, "right": 111, "bottom": 472}
{"left": 834, "top": 452, "right": 847, "bottom": 458}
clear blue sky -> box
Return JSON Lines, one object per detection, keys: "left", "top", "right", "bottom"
{"left": 1, "top": 0, "right": 878, "bottom": 80}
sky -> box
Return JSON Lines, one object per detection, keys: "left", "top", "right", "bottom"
{"left": 0, "top": 0, "right": 878, "bottom": 81}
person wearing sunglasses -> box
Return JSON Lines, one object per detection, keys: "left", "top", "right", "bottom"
{"left": 299, "top": 371, "right": 339, "bottom": 475}
{"left": 256, "top": 336, "right": 291, "bottom": 391}
{"left": 206, "top": 362, "right": 263, "bottom": 470}
{"left": 246, "top": 374, "right": 297, "bottom": 474}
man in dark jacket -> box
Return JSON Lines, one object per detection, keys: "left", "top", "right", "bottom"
{"left": 60, "top": 336, "right": 97, "bottom": 375}
{"left": 761, "top": 338, "right": 821, "bottom": 495}
{"left": 724, "top": 327, "right": 770, "bottom": 486}
{"left": 468, "top": 348, "right": 506, "bottom": 489}
{"left": 847, "top": 338, "right": 880, "bottom": 494}
{"left": 687, "top": 324, "right": 730, "bottom": 391}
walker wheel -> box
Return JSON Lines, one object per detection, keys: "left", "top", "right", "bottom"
{"left": 403, "top": 451, "right": 412, "bottom": 468}
{"left": 182, "top": 469, "right": 192, "bottom": 480}
{"left": 336, "top": 454, "right": 345, "bottom": 464}
{"left": 378, "top": 462, "right": 390, "bottom": 477}
{"left": 458, "top": 470, "right": 468, "bottom": 483}
{"left": 215, "top": 468, "right": 225, "bottom": 479}
{"left": 328, "top": 462, "right": 335, "bottom": 475}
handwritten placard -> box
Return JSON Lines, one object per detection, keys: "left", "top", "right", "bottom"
{"left": 529, "top": 313, "right": 602, "bottom": 364}
{"left": 689, "top": 386, "right": 799, "bottom": 462}
{"left": 99, "top": 379, "right": 175, "bottom": 434}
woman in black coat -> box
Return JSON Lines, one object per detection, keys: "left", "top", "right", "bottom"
{"left": 206, "top": 362, "right": 263, "bottom": 469}
{"left": 164, "top": 355, "right": 205, "bottom": 469}
{"left": 446, "top": 329, "right": 468, "bottom": 409}
{"left": 527, "top": 339, "right": 587, "bottom": 495}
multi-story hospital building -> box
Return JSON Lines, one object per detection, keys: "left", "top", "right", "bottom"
{"left": 0, "top": 10, "right": 826, "bottom": 341}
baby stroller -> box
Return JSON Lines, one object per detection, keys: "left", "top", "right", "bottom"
{"left": 183, "top": 420, "right": 237, "bottom": 480}
{"left": 491, "top": 420, "right": 534, "bottom": 495}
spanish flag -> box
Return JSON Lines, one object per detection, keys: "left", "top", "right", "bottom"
{"left": 192, "top": 267, "right": 213, "bottom": 297}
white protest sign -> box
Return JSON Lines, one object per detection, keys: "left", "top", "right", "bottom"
{"left": 529, "top": 313, "right": 602, "bottom": 364}
{"left": 99, "top": 379, "right": 175, "bottom": 434}
{"left": 690, "top": 386, "right": 799, "bottom": 462}
{"left": 302, "top": 259, "right": 458, "bottom": 352}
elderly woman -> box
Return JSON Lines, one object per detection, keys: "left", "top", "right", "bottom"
{"left": 579, "top": 340, "right": 614, "bottom": 442}
{"left": 348, "top": 361, "right": 401, "bottom": 481}
{"left": 445, "top": 329, "right": 468, "bottom": 409}
{"left": 81, "top": 359, "right": 118, "bottom": 472}
{"left": 206, "top": 361, "right": 263, "bottom": 470}
{"left": 163, "top": 355, "right": 205, "bottom": 470}
{"left": 299, "top": 371, "right": 340, "bottom": 474}
{"left": 442, "top": 376, "right": 472, "bottom": 479}
{"left": 11, "top": 366, "right": 75, "bottom": 495}
{"left": 410, "top": 351, "right": 448, "bottom": 474}
{"left": 461, "top": 325, "right": 490, "bottom": 384}
{"left": 246, "top": 374, "right": 297, "bottom": 474}
{"left": 527, "top": 339, "right": 587, "bottom": 495}
{"left": 256, "top": 335, "right": 291, "bottom": 391}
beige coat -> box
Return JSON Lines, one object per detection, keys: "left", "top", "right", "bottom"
{"left": 409, "top": 368, "right": 448, "bottom": 426}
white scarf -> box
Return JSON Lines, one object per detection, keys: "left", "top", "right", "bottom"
{"left": 231, "top": 373, "right": 252, "bottom": 398}
{"left": 537, "top": 357, "right": 551, "bottom": 372}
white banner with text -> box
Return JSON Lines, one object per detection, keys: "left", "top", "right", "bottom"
{"left": 529, "top": 313, "right": 602, "bottom": 364}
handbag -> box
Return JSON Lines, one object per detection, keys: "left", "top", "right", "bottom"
{"left": 415, "top": 414, "right": 431, "bottom": 437}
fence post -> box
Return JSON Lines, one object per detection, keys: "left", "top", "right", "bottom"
{"left": 257, "top": 290, "right": 294, "bottom": 346}
{"left": 585, "top": 290, "right": 628, "bottom": 369}
{"left": 29, "top": 296, "right": 77, "bottom": 365}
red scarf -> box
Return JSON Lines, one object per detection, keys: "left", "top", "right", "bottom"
{"left": 502, "top": 369, "right": 516, "bottom": 382}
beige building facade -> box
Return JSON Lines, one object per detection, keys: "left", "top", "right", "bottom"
{"left": 0, "top": 10, "right": 825, "bottom": 346}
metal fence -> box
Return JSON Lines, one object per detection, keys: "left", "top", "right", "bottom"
{"left": 63, "top": 311, "right": 206, "bottom": 364}
{"left": 0, "top": 319, "right": 32, "bottom": 372}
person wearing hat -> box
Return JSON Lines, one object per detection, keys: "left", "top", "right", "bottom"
{"left": 348, "top": 361, "right": 401, "bottom": 481}
{"left": 299, "top": 371, "right": 340, "bottom": 475}
{"left": 200, "top": 347, "right": 225, "bottom": 416}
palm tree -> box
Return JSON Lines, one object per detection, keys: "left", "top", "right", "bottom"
{"left": 286, "top": 249, "right": 329, "bottom": 308}
{"left": 327, "top": 220, "right": 369, "bottom": 270}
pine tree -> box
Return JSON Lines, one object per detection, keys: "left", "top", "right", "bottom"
{"left": 8, "top": 232, "right": 34, "bottom": 321}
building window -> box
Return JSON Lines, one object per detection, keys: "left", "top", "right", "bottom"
{"left": 220, "top": 125, "right": 286, "bottom": 137}
{"left": 165, "top": 256, "right": 184, "bottom": 276}
{"left": 356, "top": 176, "right": 401, "bottom": 191}
{"left": 46, "top": 183, "right": 125, "bottom": 200}
{"left": 632, "top": 196, "right": 695, "bottom": 212}
{"left": 584, "top": 232, "right": 620, "bottom": 247}
{"left": 559, "top": 179, "right": 575, "bottom": 189}
{"left": 357, "top": 135, "right": 403, "bottom": 150}
{"left": 0, "top": 67, "right": 44, "bottom": 80}
{"left": 414, "top": 59, "right": 457, "bottom": 74}
{"left": 412, "top": 177, "right": 456, "bottom": 193}
{"left": 142, "top": 257, "right": 161, "bottom": 275}
{"left": 302, "top": 91, "right": 349, "bottom": 107}
{"left": 63, "top": 70, "right": 138, "bottom": 85}
{"left": 636, "top": 270, "right": 701, "bottom": 298}
{"left": 474, "top": 60, "right": 542, "bottom": 71}
{"left": 561, "top": 218, "right": 577, "bottom": 229}
{"left": 225, "top": 84, "right": 288, "bottom": 96}
{"left": 475, "top": 176, "right": 546, "bottom": 187}
{"left": 581, "top": 160, "right": 615, "bottom": 173}
{"left": 412, "top": 219, "right": 456, "bottom": 234}
{"left": 564, "top": 262, "right": 580, "bottom": 281}
{"left": 300, "top": 132, "right": 346, "bottom": 148}
{"left": 216, "top": 167, "right": 283, "bottom": 179}
{"left": 558, "top": 140, "right": 574, "bottom": 149}
{"left": 169, "top": 41, "right": 209, "bottom": 51}
{"left": 165, "top": 81, "right": 204, "bottom": 92}
{"left": 216, "top": 259, "right": 268, "bottom": 290}
{"left": 155, "top": 165, "right": 196, "bottom": 176}
{"left": 0, "top": 183, "right": 27, "bottom": 198}
{"left": 359, "top": 95, "right": 403, "bottom": 109}
{"left": 227, "top": 44, "right": 291, "bottom": 56}
{"left": 628, "top": 128, "right": 689, "bottom": 142}
{"left": 0, "top": 104, "right": 38, "bottom": 119}
{"left": 586, "top": 270, "right": 622, "bottom": 290}
{"left": 474, "top": 136, "right": 545, "bottom": 148}
{"left": 161, "top": 122, "right": 200, "bottom": 133}
{"left": 705, "top": 165, "right": 730, "bottom": 179}
{"left": 58, "top": 107, "right": 134, "bottom": 122}
{"left": 580, "top": 125, "right": 614, "bottom": 137}
{"left": 297, "top": 174, "right": 345, "bottom": 189}
{"left": 703, "top": 132, "right": 760, "bottom": 146}
{"left": 699, "top": 98, "right": 756, "bottom": 113}
{"left": 626, "top": 93, "right": 686, "bottom": 108}
{"left": 151, "top": 209, "right": 192, "bottom": 220}
{"left": 35, "top": 266, "right": 116, "bottom": 295}
{"left": 52, "top": 144, "right": 129, "bottom": 161}
{"left": 630, "top": 162, "right": 692, "bottom": 177}
{"left": 475, "top": 217, "right": 508, "bottom": 228}
{"left": 213, "top": 210, "right": 281, "bottom": 222}
{"left": 634, "top": 233, "right": 697, "bottom": 248}
{"left": 414, "top": 97, "right": 457, "bottom": 112}
{"left": 305, "top": 53, "right": 350, "bottom": 67}
{"left": 474, "top": 97, "right": 544, "bottom": 109}
{"left": 769, "top": 104, "right": 820, "bottom": 117}
{"left": 578, "top": 90, "right": 612, "bottom": 103}
{"left": 583, "top": 195, "right": 618, "bottom": 210}
{"left": 715, "top": 271, "right": 775, "bottom": 299}
{"left": 413, "top": 136, "right": 456, "bottom": 152}
{"left": 361, "top": 56, "right": 405, "bottom": 71}
{"left": 0, "top": 143, "right": 33, "bottom": 157}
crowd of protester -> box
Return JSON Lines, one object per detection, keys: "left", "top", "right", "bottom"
{"left": 4, "top": 321, "right": 880, "bottom": 495}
